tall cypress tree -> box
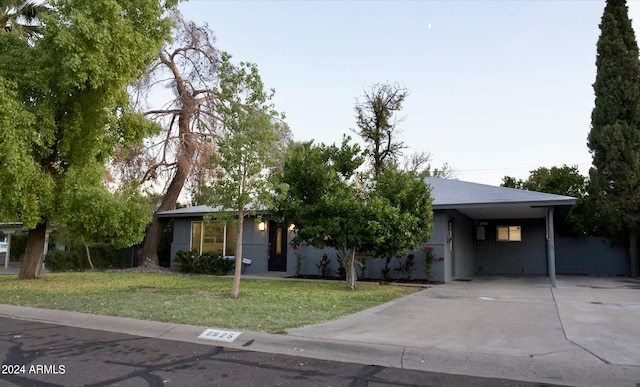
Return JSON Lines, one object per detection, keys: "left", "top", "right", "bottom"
{"left": 588, "top": 0, "right": 640, "bottom": 277}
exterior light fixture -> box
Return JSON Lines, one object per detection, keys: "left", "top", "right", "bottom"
{"left": 288, "top": 224, "right": 295, "bottom": 231}
{"left": 258, "top": 221, "right": 266, "bottom": 231}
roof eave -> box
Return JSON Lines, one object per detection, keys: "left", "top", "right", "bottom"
{"left": 432, "top": 199, "right": 577, "bottom": 211}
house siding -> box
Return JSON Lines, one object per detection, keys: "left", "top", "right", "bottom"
{"left": 168, "top": 211, "right": 622, "bottom": 282}
{"left": 474, "top": 218, "right": 547, "bottom": 275}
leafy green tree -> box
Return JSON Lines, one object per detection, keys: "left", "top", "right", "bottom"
{"left": 1, "top": 0, "right": 50, "bottom": 39}
{"left": 273, "top": 137, "right": 432, "bottom": 290}
{"left": 501, "top": 175, "right": 524, "bottom": 190}
{"left": 370, "top": 168, "right": 434, "bottom": 269}
{"left": 57, "top": 170, "right": 153, "bottom": 269}
{"left": 0, "top": 0, "right": 175, "bottom": 279}
{"left": 587, "top": 0, "right": 640, "bottom": 276}
{"left": 502, "top": 165, "right": 593, "bottom": 237}
{"left": 201, "top": 56, "right": 288, "bottom": 299}
{"left": 273, "top": 138, "right": 368, "bottom": 290}
{"left": 502, "top": 165, "right": 586, "bottom": 197}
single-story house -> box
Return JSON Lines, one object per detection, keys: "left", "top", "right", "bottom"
{"left": 159, "top": 177, "right": 629, "bottom": 283}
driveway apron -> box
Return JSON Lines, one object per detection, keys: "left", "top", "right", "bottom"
{"left": 288, "top": 276, "right": 623, "bottom": 365}
{"left": 553, "top": 276, "right": 640, "bottom": 366}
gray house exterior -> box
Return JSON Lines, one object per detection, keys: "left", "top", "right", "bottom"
{"left": 159, "top": 177, "right": 628, "bottom": 282}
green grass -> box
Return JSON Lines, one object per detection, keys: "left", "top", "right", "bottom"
{"left": 0, "top": 273, "right": 418, "bottom": 332}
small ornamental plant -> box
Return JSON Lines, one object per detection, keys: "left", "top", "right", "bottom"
{"left": 423, "top": 246, "right": 435, "bottom": 282}
{"left": 293, "top": 242, "right": 307, "bottom": 277}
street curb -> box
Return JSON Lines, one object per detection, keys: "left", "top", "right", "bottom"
{"left": 2, "top": 304, "right": 640, "bottom": 386}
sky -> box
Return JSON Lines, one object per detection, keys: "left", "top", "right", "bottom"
{"left": 178, "top": 0, "right": 640, "bottom": 186}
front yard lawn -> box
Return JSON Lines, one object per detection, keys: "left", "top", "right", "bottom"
{"left": 0, "top": 273, "right": 418, "bottom": 332}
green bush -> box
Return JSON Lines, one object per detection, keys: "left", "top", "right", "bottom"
{"left": 44, "top": 249, "right": 86, "bottom": 272}
{"left": 175, "top": 250, "right": 234, "bottom": 275}
{"left": 87, "top": 244, "right": 127, "bottom": 269}
{"left": 44, "top": 244, "right": 127, "bottom": 272}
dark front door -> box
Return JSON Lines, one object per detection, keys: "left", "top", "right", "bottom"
{"left": 268, "top": 221, "right": 287, "bottom": 272}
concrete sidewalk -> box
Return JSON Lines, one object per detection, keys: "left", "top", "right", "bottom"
{"left": 1, "top": 276, "right": 640, "bottom": 386}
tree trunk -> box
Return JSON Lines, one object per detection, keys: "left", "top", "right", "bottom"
{"left": 630, "top": 228, "right": 638, "bottom": 277}
{"left": 231, "top": 211, "right": 243, "bottom": 299}
{"left": 344, "top": 247, "right": 357, "bottom": 291}
{"left": 18, "top": 223, "right": 47, "bottom": 280}
{"left": 141, "top": 113, "right": 196, "bottom": 266}
{"left": 82, "top": 236, "right": 94, "bottom": 270}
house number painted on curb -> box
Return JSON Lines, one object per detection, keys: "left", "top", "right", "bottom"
{"left": 198, "top": 328, "right": 241, "bottom": 342}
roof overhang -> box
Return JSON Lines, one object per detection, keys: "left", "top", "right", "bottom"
{"left": 434, "top": 200, "right": 576, "bottom": 220}
{"left": 157, "top": 205, "right": 267, "bottom": 219}
{"left": 0, "top": 222, "right": 25, "bottom": 234}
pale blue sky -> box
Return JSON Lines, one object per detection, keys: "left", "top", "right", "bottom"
{"left": 179, "top": 0, "right": 640, "bottom": 185}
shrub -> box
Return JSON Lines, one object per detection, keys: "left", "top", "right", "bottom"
{"left": 395, "top": 253, "right": 415, "bottom": 281}
{"left": 44, "top": 244, "right": 126, "bottom": 272}
{"left": 175, "top": 250, "right": 234, "bottom": 275}
{"left": 44, "top": 249, "right": 86, "bottom": 271}
{"left": 316, "top": 254, "right": 332, "bottom": 278}
{"left": 423, "top": 246, "right": 435, "bottom": 282}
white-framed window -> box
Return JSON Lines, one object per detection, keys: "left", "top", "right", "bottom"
{"left": 191, "top": 221, "right": 236, "bottom": 257}
{"left": 496, "top": 225, "right": 521, "bottom": 242}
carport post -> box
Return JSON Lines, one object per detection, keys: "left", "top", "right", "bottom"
{"left": 4, "top": 233, "right": 10, "bottom": 269}
{"left": 546, "top": 207, "right": 557, "bottom": 288}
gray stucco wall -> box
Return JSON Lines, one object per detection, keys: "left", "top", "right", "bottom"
{"left": 555, "top": 237, "right": 629, "bottom": 276}
{"left": 474, "top": 218, "right": 547, "bottom": 275}
{"left": 169, "top": 218, "right": 196, "bottom": 267}
{"left": 448, "top": 210, "right": 475, "bottom": 280}
{"left": 168, "top": 212, "right": 562, "bottom": 281}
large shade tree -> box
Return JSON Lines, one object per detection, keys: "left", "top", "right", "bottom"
{"left": 124, "top": 14, "right": 286, "bottom": 267}
{"left": 587, "top": 0, "right": 640, "bottom": 277}
{"left": 0, "top": 0, "right": 176, "bottom": 279}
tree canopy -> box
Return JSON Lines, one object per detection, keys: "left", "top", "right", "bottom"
{"left": 201, "top": 56, "right": 288, "bottom": 299}
{"left": 587, "top": 0, "right": 640, "bottom": 276}
{"left": 501, "top": 165, "right": 594, "bottom": 236}
{"left": 1, "top": 0, "right": 50, "bottom": 39}
{"left": 272, "top": 137, "right": 433, "bottom": 290}
{"left": 501, "top": 165, "right": 586, "bottom": 198}
{"left": 0, "top": 0, "right": 176, "bottom": 279}
{"left": 353, "top": 83, "right": 409, "bottom": 177}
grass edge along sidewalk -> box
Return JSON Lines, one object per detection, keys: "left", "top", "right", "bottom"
{"left": 0, "top": 272, "right": 419, "bottom": 333}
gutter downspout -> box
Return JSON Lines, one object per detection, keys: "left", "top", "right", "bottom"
{"left": 546, "top": 207, "right": 557, "bottom": 288}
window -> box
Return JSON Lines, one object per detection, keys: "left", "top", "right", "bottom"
{"left": 496, "top": 226, "right": 521, "bottom": 242}
{"left": 191, "top": 221, "right": 237, "bottom": 256}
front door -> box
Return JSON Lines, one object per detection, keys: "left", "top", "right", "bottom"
{"left": 268, "top": 221, "right": 287, "bottom": 271}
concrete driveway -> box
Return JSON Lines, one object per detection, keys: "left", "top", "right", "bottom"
{"left": 287, "top": 275, "right": 640, "bottom": 386}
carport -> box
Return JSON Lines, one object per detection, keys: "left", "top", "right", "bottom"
{"left": 425, "top": 178, "right": 577, "bottom": 286}
{"left": 0, "top": 223, "right": 25, "bottom": 269}
{"left": 0, "top": 223, "right": 52, "bottom": 271}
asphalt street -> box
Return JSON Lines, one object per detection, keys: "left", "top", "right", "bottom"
{"left": 0, "top": 317, "right": 565, "bottom": 387}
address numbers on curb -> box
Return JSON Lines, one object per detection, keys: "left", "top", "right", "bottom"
{"left": 198, "top": 328, "right": 242, "bottom": 342}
